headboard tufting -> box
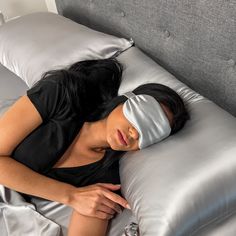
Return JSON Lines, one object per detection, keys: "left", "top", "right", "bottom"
{"left": 55, "top": 0, "right": 236, "bottom": 117}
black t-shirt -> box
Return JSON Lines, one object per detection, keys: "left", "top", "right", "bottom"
{"left": 12, "top": 78, "right": 121, "bottom": 188}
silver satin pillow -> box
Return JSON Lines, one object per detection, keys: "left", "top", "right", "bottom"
{"left": 122, "top": 91, "right": 171, "bottom": 149}
{"left": 0, "top": 63, "right": 28, "bottom": 117}
{"left": 0, "top": 12, "right": 133, "bottom": 87}
{"left": 118, "top": 47, "right": 236, "bottom": 236}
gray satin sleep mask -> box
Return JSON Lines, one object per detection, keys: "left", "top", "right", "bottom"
{"left": 123, "top": 91, "right": 171, "bottom": 149}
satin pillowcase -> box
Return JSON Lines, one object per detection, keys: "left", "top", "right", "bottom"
{"left": 0, "top": 12, "right": 133, "bottom": 87}
{"left": 0, "top": 64, "right": 28, "bottom": 117}
{"left": 117, "top": 47, "right": 236, "bottom": 235}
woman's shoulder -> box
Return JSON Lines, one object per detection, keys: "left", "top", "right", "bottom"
{"left": 26, "top": 74, "right": 70, "bottom": 121}
{"left": 29, "top": 72, "right": 67, "bottom": 97}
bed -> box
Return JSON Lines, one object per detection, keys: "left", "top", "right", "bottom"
{"left": 0, "top": 0, "right": 236, "bottom": 235}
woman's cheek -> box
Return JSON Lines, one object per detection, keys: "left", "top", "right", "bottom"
{"left": 107, "top": 132, "right": 117, "bottom": 149}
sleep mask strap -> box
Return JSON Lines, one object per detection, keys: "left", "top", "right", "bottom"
{"left": 123, "top": 91, "right": 136, "bottom": 99}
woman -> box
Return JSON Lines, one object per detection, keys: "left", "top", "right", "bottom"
{"left": 0, "top": 58, "right": 189, "bottom": 236}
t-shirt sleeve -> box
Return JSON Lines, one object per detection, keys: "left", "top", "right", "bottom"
{"left": 27, "top": 80, "right": 64, "bottom": 121}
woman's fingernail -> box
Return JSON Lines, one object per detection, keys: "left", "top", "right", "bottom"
{"left": 126, "top": 204, "right": 131, "bottom": 209}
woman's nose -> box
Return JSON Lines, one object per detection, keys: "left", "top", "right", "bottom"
{"left": 129, "top": 126, "right": 139, "bottom": 140}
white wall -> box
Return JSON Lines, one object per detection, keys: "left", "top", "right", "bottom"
{"left": 45, "top": 0, "right": 58, "bottom": 13}
{"left": 0, "top": 0, "right": 53, "bottom": 21}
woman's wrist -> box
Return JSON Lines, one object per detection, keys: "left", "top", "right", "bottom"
{"left": 60, "top": 183, "right": 77, "bottom": 206}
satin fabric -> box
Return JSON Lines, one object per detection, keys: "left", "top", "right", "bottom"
{"left": 0, "top": 63, "right": 28, "bottom": 117}
{"left": 123, "top": 92, "right": 171, "bottom": 149}
{"left": 0, "top": 185, "right": 61, "bottom": 236}
{"left": 117, "top": 47, "right": 236, "bottom": 235}
{"left": 30, "top": 196, "right": 136, "bottom": 236}
{"left": 0, "top": 184, "right": 135, "bottom": 236}
{"left": 0, "top": 12, "right": 133, "bottom": 87}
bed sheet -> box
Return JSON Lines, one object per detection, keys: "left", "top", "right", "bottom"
{"left": 0, "top": 184, "right": 134, "bottom": 236}
{"left": 31, "top": 195, "right": 135, "bottom": 236}
{"left": 0, "top": 185, "right": 61, "bottom": 236}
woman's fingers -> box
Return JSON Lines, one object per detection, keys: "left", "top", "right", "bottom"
{"left": 95, "top": 211, "right": 114, "bottom": 220}
{"left": 98, "top": 204, "right": 116, "bottom": 215}
{"left": 96, "top": 183, "right": 121, "bottom": 190}
{"left": 68, "top": 183, "right": 130, "bottom": 219}
{"left": 102, "top": 188, "right": 130, "bottom": 209}
{"left": 101, "top": 197, "right": 123, "bottom": 214}
{"left": 95, "top": 183, "right": 130, "bottom": 209}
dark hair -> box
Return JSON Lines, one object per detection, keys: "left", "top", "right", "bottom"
{"left": 40, "top": 58, "right": 123, "bottom": 120}
{"left": 40, "top": 59, "right": 189, "bottom": 134}
{"left": 89, "top": 83, "right": 190, "bottom": 136}
{"left": 88, "top": 82, "right": 190, "bottom": 171}
{"left": 39, "top": 59, "right": 190, "bottom": 172}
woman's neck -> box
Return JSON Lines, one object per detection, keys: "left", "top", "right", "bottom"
{"left": 74, "top": 119, "right": 110, "bottom": 153}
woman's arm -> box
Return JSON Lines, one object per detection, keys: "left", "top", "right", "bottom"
{"left": 0, "top": 95, "right": 42, "bottom": 155}
{"left": 0, "top": 156, "right": 74, "bottom": 203}
{"left": 0, "top": 95, "right": 129, "bottom": 219}
{"left": 0, "top": 95, "right": 74, "bottom": 203}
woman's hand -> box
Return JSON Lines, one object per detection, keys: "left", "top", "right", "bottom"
{"left": 67, "top": 183, "right": 130, "bottom": 220}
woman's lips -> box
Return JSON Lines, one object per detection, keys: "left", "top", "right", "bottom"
{"left": 117, "top": 130, "right": 128, "bottom": 146}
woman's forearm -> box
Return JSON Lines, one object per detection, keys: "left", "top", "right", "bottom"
{"left": 0, "top": 156, "right": 74, "bottom": 205}
{"left": 0, "top": 156, "right": 129, "bottom": 220}
{"left": 68, "top": 210, "right": 109, "bottom": 236}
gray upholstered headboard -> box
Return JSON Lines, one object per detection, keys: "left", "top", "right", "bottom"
{"left": 55, "top": 0, "right": 236, "bottom": 117}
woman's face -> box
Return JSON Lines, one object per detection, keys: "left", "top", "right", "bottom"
{"left": 106, "top": 104, "right": 140, "bottom": 151}
{"left": 105, "top": 103, "right": 173, "bottom": 152}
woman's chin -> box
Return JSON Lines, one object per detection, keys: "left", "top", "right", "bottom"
{"left": 109, "top": 143, "right": 126, "bottom": 151}
{"left": 110, "top": 145, "right": 122, "bottom": 151}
